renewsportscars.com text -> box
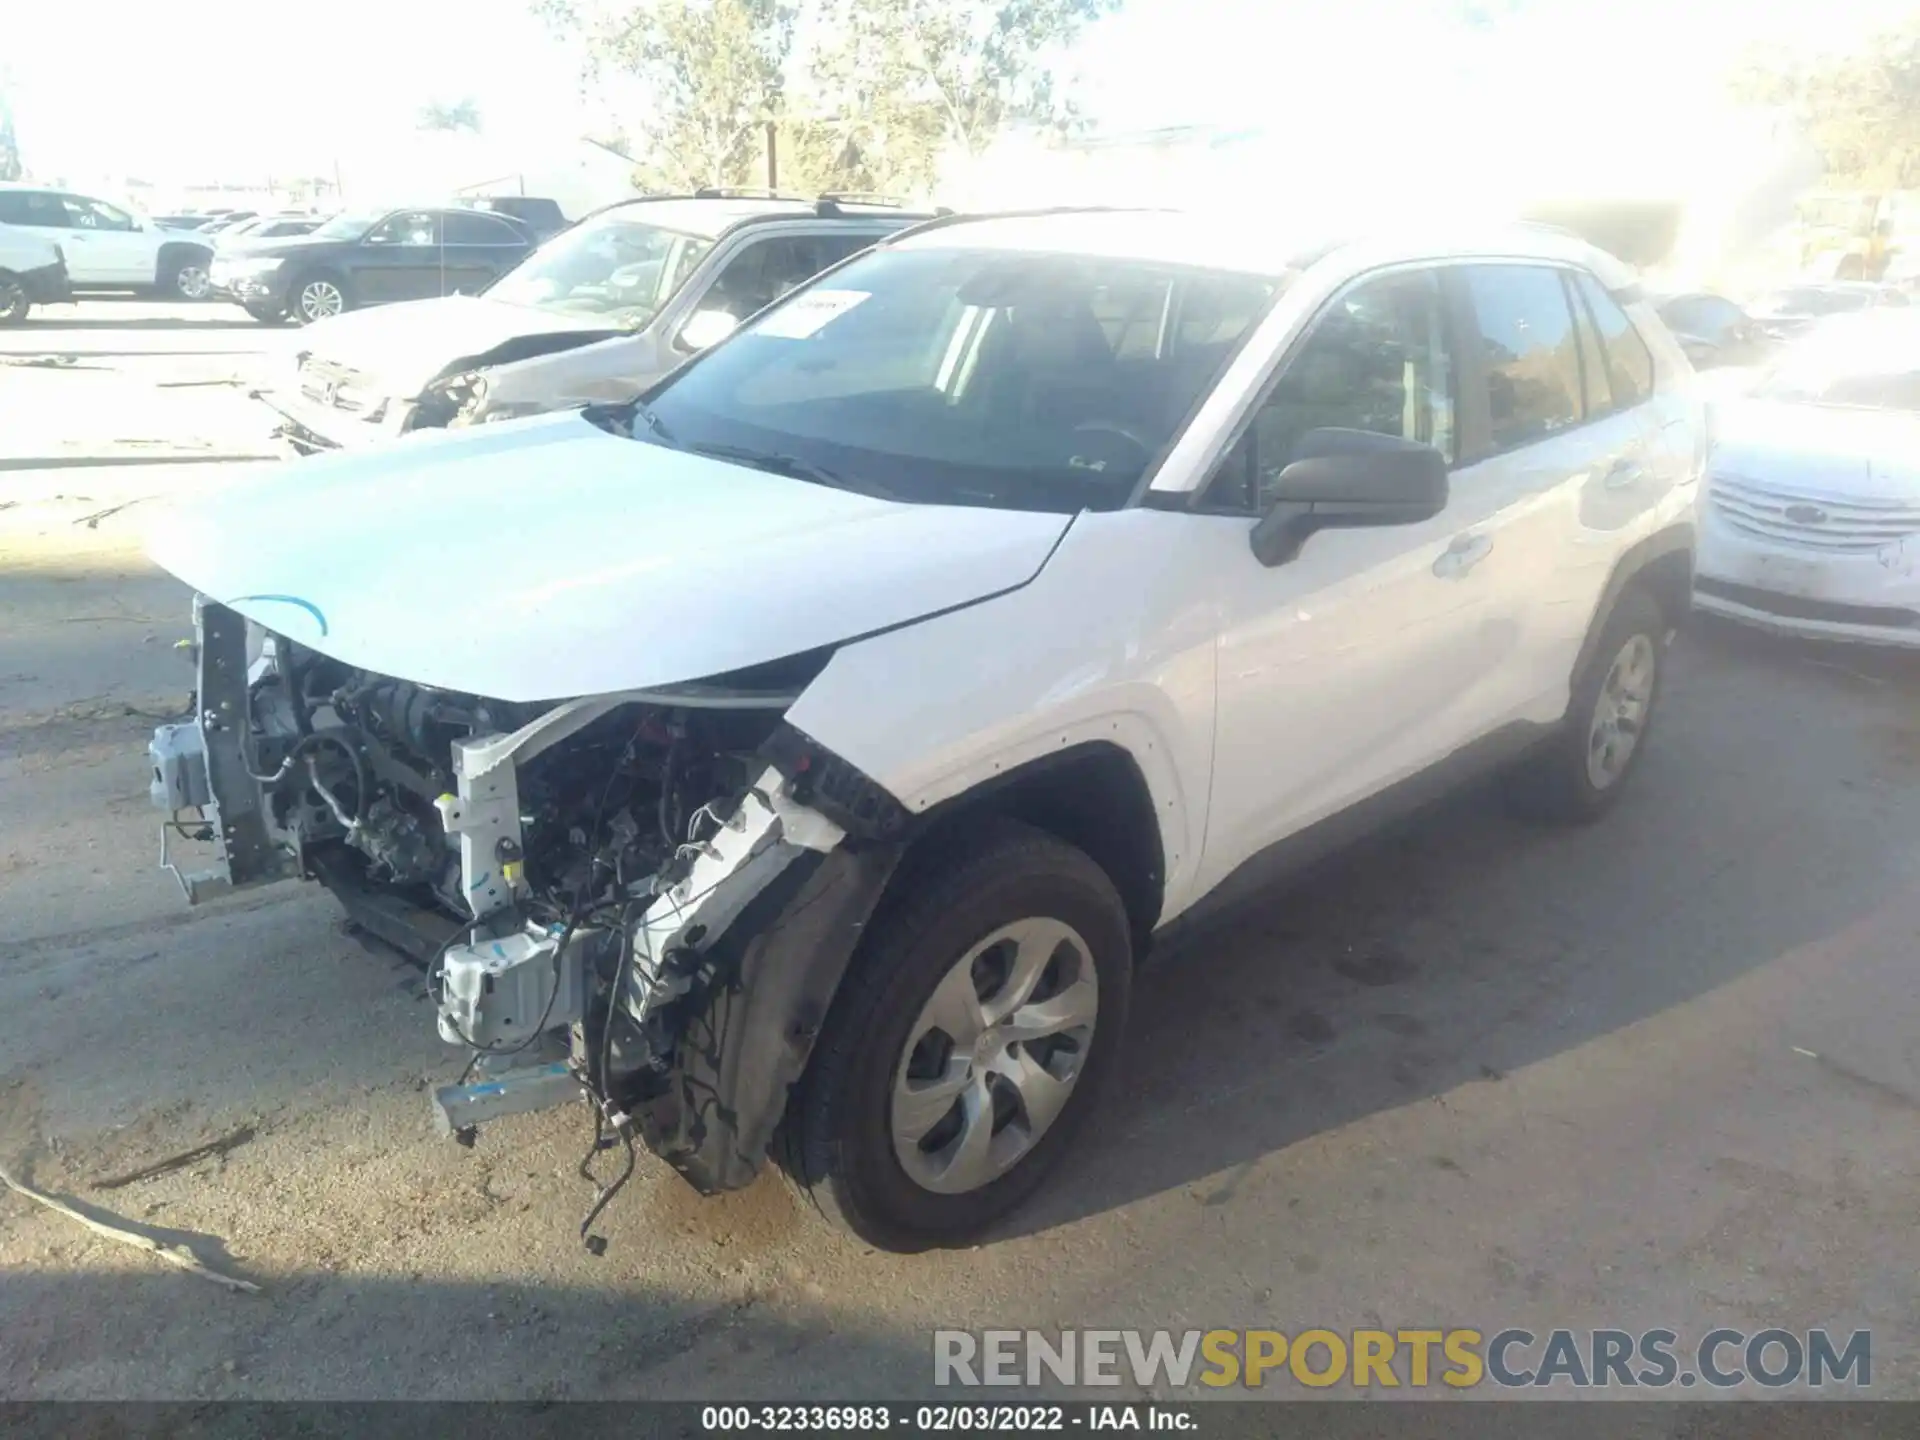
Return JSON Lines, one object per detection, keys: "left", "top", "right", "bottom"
{"left": 933, "top": 1327, "right": 1871, "bottom": 1391}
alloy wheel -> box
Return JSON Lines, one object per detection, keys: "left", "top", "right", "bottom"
{"left": 174, "top": 264, "right": 211, "bottom": 300}
{"left": 297, "top": 280, "right": 344, "bottom": 322}
{"left": 890, "top": 916, "right": 1099, "bottom": 1195}
{"left": 1586, "top": 632, "right": 1656, "bottom": 790}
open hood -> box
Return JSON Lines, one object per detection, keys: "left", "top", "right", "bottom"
{"left": 142, "top": 413, "right": 1073, "bottom": 702}
{"left": 300, "top": 296, "right": 623, "bottom": 397}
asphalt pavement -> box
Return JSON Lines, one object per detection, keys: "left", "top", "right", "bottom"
{"left": 2, "top": 301, "right": 1918, "bottom": 1404}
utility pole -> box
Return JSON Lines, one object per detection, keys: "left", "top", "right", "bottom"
{"left": 765, "top": 120, "right": 779, "bottom": 190}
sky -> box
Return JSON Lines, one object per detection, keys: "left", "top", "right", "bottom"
{"left": 6, "top": 0, "right": 1919, "bottom": 191}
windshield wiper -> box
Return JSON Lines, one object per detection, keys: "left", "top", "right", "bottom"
{"left": 684, "top": 442, "right": 896, "bottom": 499}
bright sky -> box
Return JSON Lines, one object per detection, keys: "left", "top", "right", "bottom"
{"left": 7, "top": 0, "right": 1917, "bottom": 188}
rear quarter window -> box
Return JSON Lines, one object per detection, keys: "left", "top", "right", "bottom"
{"left": 1578, "top": 273, "right": 1655, "bottom": 404}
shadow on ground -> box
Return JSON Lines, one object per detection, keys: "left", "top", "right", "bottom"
{"left": 1004, "top": 619, "right": 1920, "bottom": 1237}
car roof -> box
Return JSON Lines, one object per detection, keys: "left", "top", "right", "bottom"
{"left": 590, "top": 196, "right": 920, "bottom": 240}
{"left": 885, "top": 207, "right": 1638, "bottom": 287}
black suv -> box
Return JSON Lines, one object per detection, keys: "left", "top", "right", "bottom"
{"left": 207, "top": 206, "right": 536, "bottom": 324}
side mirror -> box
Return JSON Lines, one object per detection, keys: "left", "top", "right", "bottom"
{"left": 678, "top": 309, "right": 739, "bottom": 352}
{"left": 1249, "top": 428, "right": 1448, "bottom": 567}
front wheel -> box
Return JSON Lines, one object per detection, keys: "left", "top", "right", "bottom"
{"left": 1506, "top": 586, "right": 1667, "bottom": 824}
{"left": 0, "top": 274, "right": 30, "bottom": 325}
{"left": 780, "top": 820, "right": 1132, "bottom": 1251}
{"left": 166, "top": 254, "right": 213, "bottom": 301}
{"left": 289, "top": 274, "right": 348, "bottom": 324}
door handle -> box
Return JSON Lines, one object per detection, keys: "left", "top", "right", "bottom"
{"left": 1433, "top": 532, "right": 1493, "bottom": 578}
{"left": 1604, "top": 458, "right": 1644, "bottom": 490}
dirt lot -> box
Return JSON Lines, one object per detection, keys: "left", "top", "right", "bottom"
{"left": 3, "top": 301, "right": 1919, "bottom": 1403}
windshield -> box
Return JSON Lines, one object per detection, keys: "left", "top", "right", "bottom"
{"left": 633, "top": 244, "right": 1282, "bottom": 513}
{"left": 487, "top": 212, "right": 715, "bottom": 327}
{"left": 309, "top": 211, "right": 384, "bottom": 242}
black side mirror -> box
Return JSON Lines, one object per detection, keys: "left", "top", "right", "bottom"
{"left": 1249, "top": 428, "right": 1448, "bottom": 567}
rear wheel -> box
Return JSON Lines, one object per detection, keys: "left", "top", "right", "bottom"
{"left": 0, "top": 273, "right": 29, "bottom": 325}
{"left": 1506, "top": 586, "right": 1667, "bottom": 824}
{"left": 780, "top": 820, "right": 1132, "bottom": 1251}
{"left": 289, "top": 273, "right": 348, "bottom": 324}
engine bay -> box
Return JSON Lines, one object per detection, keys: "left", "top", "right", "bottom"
{"left": 149, "top": 600, "right": 895, "bottom": 1244}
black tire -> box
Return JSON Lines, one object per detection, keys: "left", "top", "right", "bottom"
{"left": 243, "top": 302, "right": 287, "bottom": 325}
{"left": 780, "top": 818, "right": 1132, "bottom": 1251}
{"left": 162, "top": 249, "right": 214, "bottom": 301}
{"left": 1506, "top": 586, "right": 1667, "bottom": 824}
{"left": 288, "top": 271, "right": 350, "bottom": 325}
{"left": 0, "top": 273, "right": 29, "bottom": 325}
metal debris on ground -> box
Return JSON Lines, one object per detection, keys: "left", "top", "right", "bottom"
{"left": 91, "top": 1125, "right": 257, "bottom": 1190}
{"left": 0, "top": 1162, "right": 261, "bottom": 1293}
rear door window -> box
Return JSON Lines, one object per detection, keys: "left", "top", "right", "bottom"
{"left": 0, "top": 191, "right": 75, "bottom": 227}
{"left": 1462, "top": 265, "right": 1584, "bottom": 452}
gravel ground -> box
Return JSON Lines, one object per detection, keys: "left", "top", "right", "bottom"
{"left": 2, "top": 301, "right": 1918, "bottom": 1404}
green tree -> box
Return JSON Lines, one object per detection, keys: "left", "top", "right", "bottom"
{"left": 538, "top": 0, "right": 798, "bottom": 191}
{"left": 418, "top": 98, "right": 484, "bottom": 133}
{"left": 539, "top": 0, "right": 1116, "bottom": 197}
{"left": 1736, "top": 21, "right": 1920, "bottom": 188}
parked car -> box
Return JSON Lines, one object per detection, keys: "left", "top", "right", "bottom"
{"left": 461, "top": 195, "right": 570, "bottom": 241}
{"left": 216, "top": 214, "right": 329, "bottom": 247}
{"left": 1746, "top": 280, "right": 1907, "bottom": 341}
{"left": 143, "top": 210, "right": 1700, "bottom": 1251}
{"left": 258, "top": 194, "right": 926, "bottom": 452}
{"left": 206, "top": 206, "right": 536, "bottom": 325}
{"left": 0, "top": 183, "right": 216, "bottom": 300}
{"left": 1696, "top": 309, "right": 1920, "bottom": 646}
{"left": 0, "top": 224, "right": 73, "bottom": 323}
{"left": 1655, "top": 291, "right": 1767, "bottom": 369}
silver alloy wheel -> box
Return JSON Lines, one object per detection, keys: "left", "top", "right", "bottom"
{"left": 890, "top": 915, "right": 1099, "bottom": 1195}
{"left": 174, "top": 263, "right": 211, "bottom": 300}
{"left": 1587, "top": 631, "right": 1656, "bottom": 790}
{"left": 297, "top": 279, "right": 344, "bottom": 321}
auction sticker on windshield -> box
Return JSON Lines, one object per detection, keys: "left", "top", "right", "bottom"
{"left": 753, "top": 289, "right": 871, "bottom": 339}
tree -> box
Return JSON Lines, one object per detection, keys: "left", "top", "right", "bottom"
{"left": 801, "top": 0, "right": 1115, "bottom": 193}
{"left": 1736, "top": 21, "right": 1920, "bottom": 189}
{"left": 418, "top": 98, "right": 484, "bottom": 133}
{"left": 538, "top": 0, "right": 1115, "bottom": 196}
{"left": 0, "top": 68, "right": 21, "bottom": 182}
{"left": 538, "top": 0, "right": 797, "bottom": 191}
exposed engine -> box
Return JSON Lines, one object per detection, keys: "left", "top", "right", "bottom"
{"left": 149, "top": 600, "right": 892, "bottom": 1244}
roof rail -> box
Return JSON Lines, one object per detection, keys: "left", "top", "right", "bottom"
{"left": 816, "top": 191, "right": 914, "bottom": 211}
{"left": 877, "top": 204, "right": 1170, "bottom": 245}
{"left": 693, "top": 186, "right": 815, "bottom": 201}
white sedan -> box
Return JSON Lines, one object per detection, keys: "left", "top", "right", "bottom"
{"left": 1697, "top": 310, "right": 1920, "bottom": 646}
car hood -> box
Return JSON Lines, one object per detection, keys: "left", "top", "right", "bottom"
{"left": 479, "top": 330, "right": 673, "bottom": 410}
{"left": 142, "top": 412, "right": 1073, "bottom": 702}
{"left": 1711, "top": 400, "right": 1920, "bottom": 501}
{"left": 299, "top": 296, "right": 622, "bottom": 397}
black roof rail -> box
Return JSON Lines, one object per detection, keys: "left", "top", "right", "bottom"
{"left": 876, "top": 204, "right": 1169, "bottom": 246}
{"left": 693, "top": 185, "right": 815, "bottom": 201}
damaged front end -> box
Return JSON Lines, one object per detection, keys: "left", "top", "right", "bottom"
{"left": 150, "top": 599, "right": 908, "bottom": 1207}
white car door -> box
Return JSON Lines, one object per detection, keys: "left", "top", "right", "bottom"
{"left": 1445, "top": 262, "right": 1659, "bottom": 725}
{"left": 1197, "top": 264, "right": 1541, "bottom": 892}
{"left": 55, "top": 194, "right": 153, "bottom": 285}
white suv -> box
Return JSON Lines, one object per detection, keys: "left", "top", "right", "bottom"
{"left": 0, "top": 184, "right": 215, "bottom": 300}
{"left": 143, "top": 209, "right": 1701, "bottom": 1250}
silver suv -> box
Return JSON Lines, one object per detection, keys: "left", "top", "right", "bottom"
{"left": 261, "top": 191, "right": 931, "bottom": 453}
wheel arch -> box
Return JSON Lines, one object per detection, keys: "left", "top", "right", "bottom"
{"left": 1572, "top": 522, "right": 1694, "bottom": 683}
{"left": 156, "top": 239, "right": 213, "bottom": 273}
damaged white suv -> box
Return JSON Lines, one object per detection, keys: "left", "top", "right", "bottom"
{"left": 145, "top": 210, "right": 1700, "bottom": 1251}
